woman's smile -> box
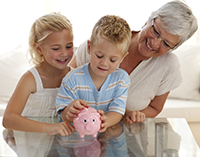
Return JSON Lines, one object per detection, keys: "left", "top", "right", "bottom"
{"left": 146, "top": 39, "right": 154, "bottom": 51}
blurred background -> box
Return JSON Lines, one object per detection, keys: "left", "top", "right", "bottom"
{"left": 0, "top": 0, "right": 199, "bottom": 53}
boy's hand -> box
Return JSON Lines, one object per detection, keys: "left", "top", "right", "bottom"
{"left": 125, "top": 110, "right": 146, "bottom": 124}
{"left": 66, "top": 99, "right": 89, "bottom": 121}
{"left": 98, "top": 110, "right": 108, "bottom": 133}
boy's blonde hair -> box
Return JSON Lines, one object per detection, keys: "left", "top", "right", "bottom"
{"left": 90, "top": 15, "right": 131, "bottom": 55}
{"left": 28, "top": 12, "right": 73, "bottom": 65}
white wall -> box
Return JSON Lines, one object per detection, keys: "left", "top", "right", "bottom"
{"left": 0, "top": 0, "right": 199, "bottom": 54}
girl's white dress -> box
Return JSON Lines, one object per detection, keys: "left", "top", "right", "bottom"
{"left": 12, "top": 67, "right": 60, "bottom": 157}
{"left": 22, "top": 67, "right": 59, "bottom": 117}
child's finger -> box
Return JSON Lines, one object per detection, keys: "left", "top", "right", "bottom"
{"left": 72, "top": 99, "right": 88, "bottom": 110}
{"left": 63, "top": 122, "right": 75, "bottom": 136}
{"left": 99, "top": 127, "right": 106, "bottom": 133}
{"left": 97, "top": 110, "right": 104, "bottom": 116}
{"left": 66, "top": 111, "right": 77, "bottom": 119}
{"left": 100, "top": 114, "right": 106, "bottom": 121}
{"left": 69, "top": 107, "right": 80, "bottom": 114}
{"left": 79, "top": 99, "right": 89, "bottom": 108}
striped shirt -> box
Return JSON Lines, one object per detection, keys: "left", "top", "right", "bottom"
{"left": 56, "top": 63, "right": 130, "bottom": 115}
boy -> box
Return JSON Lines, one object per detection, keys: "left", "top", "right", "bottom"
{"left": 56, "top": 15, "right": 131, "bottom": 133}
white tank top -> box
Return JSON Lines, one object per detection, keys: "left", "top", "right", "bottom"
{"left": 22, "top": 67, "right": 59, "bottom": 117}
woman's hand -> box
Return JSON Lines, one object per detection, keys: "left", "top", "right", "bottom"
{"left": 125, "top": 110, "right": 146, "bottom": 124}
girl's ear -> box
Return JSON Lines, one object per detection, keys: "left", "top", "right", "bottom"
{"left": 34, "top": 43, "right": 42, "bottom": 55}
{"left": 87, "top": 40, "right": 91, "bottom": 55}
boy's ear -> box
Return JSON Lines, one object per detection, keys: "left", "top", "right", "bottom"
{"left": 120, "top": 52, "right": 129, "bottom": 63}
{"left": 34, "top": 43, "right": 42, "bottom": 55}
{"left": 87, "top": 40, "right": 91, "bottom": 55}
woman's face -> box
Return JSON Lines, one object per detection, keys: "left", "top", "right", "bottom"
{"left": 137, "top": 18, "right": 179, "bottom": 58}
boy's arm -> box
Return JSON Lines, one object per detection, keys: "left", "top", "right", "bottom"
{"left": 106, "top": 111, "right": 123, "bottom": 127}
{"left": 99, "top": 111, "right": 123, "bottom": 133}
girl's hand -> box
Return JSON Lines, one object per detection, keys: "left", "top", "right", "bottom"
{"left": 98, "top": 110, "right": 108, "bottom": 133}
{"left": 46, "top": 121, "right": 75, "bottom": 136}
{"left": 125, "top": 110, "right": 146, "bottom": 124}
{"left": 66, "top": 99, "right": 89, "bottom": 121}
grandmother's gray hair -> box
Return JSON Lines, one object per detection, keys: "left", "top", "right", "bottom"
{"left": 148, "top": 0, "right": 198, "bottom": 49}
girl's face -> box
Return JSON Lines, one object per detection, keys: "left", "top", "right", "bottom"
{"left": 36, "top": 29, "right": 73, "bottom": 70}
{"left": 88, "top": 38, "right": 126, "bottom": 80}
{"left": 137, "top": 18, "right": 179, "bottom": 59}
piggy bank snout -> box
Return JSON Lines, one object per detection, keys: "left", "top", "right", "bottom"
{"left": 86, "top": 123, "right": 94, "bottom": 131}
{"left": 84, "top": 118, "right": 99, "bottom": 130}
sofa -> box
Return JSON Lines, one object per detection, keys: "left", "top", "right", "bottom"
{"left": 0, "top": 43, "right": 199, "bottom": 146}
{"left": 157, "top": 43, "right": 200, "bottom": 147}
{"left": 0, "top": 45, "right": 30, "bottom": 116}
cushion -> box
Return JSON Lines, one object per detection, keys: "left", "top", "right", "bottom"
{"left": 0, "top": 45, "right": 30, "bottom": 103}
{"left": 157, "top": 98, "right": 200, "bottom": 122}
{"left": 168, "top": 43, "right": 200, "bottom": 101}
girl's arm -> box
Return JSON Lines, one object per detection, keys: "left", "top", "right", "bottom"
{"left": 3, "top": 71, "right": 40, "bottom": 131}
{"left": 3, "top": 71, "right": 74, "bottom": 136}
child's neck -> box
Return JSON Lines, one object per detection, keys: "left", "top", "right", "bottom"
{"left": 88, "top": 65, "right": 107, "bottom": 91}
{"left": 36, "top": 63, "right": 70, "bottom": 88}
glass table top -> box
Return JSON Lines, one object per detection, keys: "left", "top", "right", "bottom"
{"left": 0, "top": 117, "right": 200, "bottom": 157}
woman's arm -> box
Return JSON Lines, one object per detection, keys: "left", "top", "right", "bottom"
{"left": 125, "top": 92, "right": 169, "bottom": 123}
{"left": 68, "top": 55, "right": 77, "bottom": 68}
{"left": 69, "top": 40, "right": 90, "bottom": 68}
{"left": 140, "top": 92, "right": 170, "bottom": 117}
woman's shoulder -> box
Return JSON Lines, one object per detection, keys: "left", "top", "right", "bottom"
{"left": 111, "top": 68, "right": 130, "bottom": 82}
{"left": 115, "top": 68, "right": 129, "bottom": 75}
{"left": 75, "top": 39, "right": 90, "bottom": 67}
{"left": 157, "top": 52, "right": 180, "bottom": 68}
{"left": 62, "top": 64, "right": 86, "bottom": 83}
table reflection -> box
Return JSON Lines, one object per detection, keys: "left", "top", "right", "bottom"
{"left": 2, "top": 118, "right": 186, "bottom": 157}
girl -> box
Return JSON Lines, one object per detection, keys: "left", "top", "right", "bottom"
{"left": 3, "top": 13, "right": 75, "bottom": 136}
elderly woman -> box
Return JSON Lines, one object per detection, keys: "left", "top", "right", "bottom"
{"left": 69, "top": 0, "right": 198, "bottom": 123}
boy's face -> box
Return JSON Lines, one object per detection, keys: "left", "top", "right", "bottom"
{"left": 88, "top": 38, "right": 126, "bottom": 80}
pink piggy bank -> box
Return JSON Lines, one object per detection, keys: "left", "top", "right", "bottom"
{"left": 73, "top": 107, "right": 101, "bottom": 138}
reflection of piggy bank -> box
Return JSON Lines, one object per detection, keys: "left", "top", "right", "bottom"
{"left": 73, "top": 107, "right": 101, "bottom": 138}
{"left": 74, "top": 138, "right": 101, "bottom": 157}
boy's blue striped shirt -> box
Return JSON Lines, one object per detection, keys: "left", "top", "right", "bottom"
{"left": 56, "top": 63, "right": 130, "bottom": 115}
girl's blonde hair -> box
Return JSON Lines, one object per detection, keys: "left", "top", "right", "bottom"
{"left": 28, "top": 12, "right": 73, "bottom": 65}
